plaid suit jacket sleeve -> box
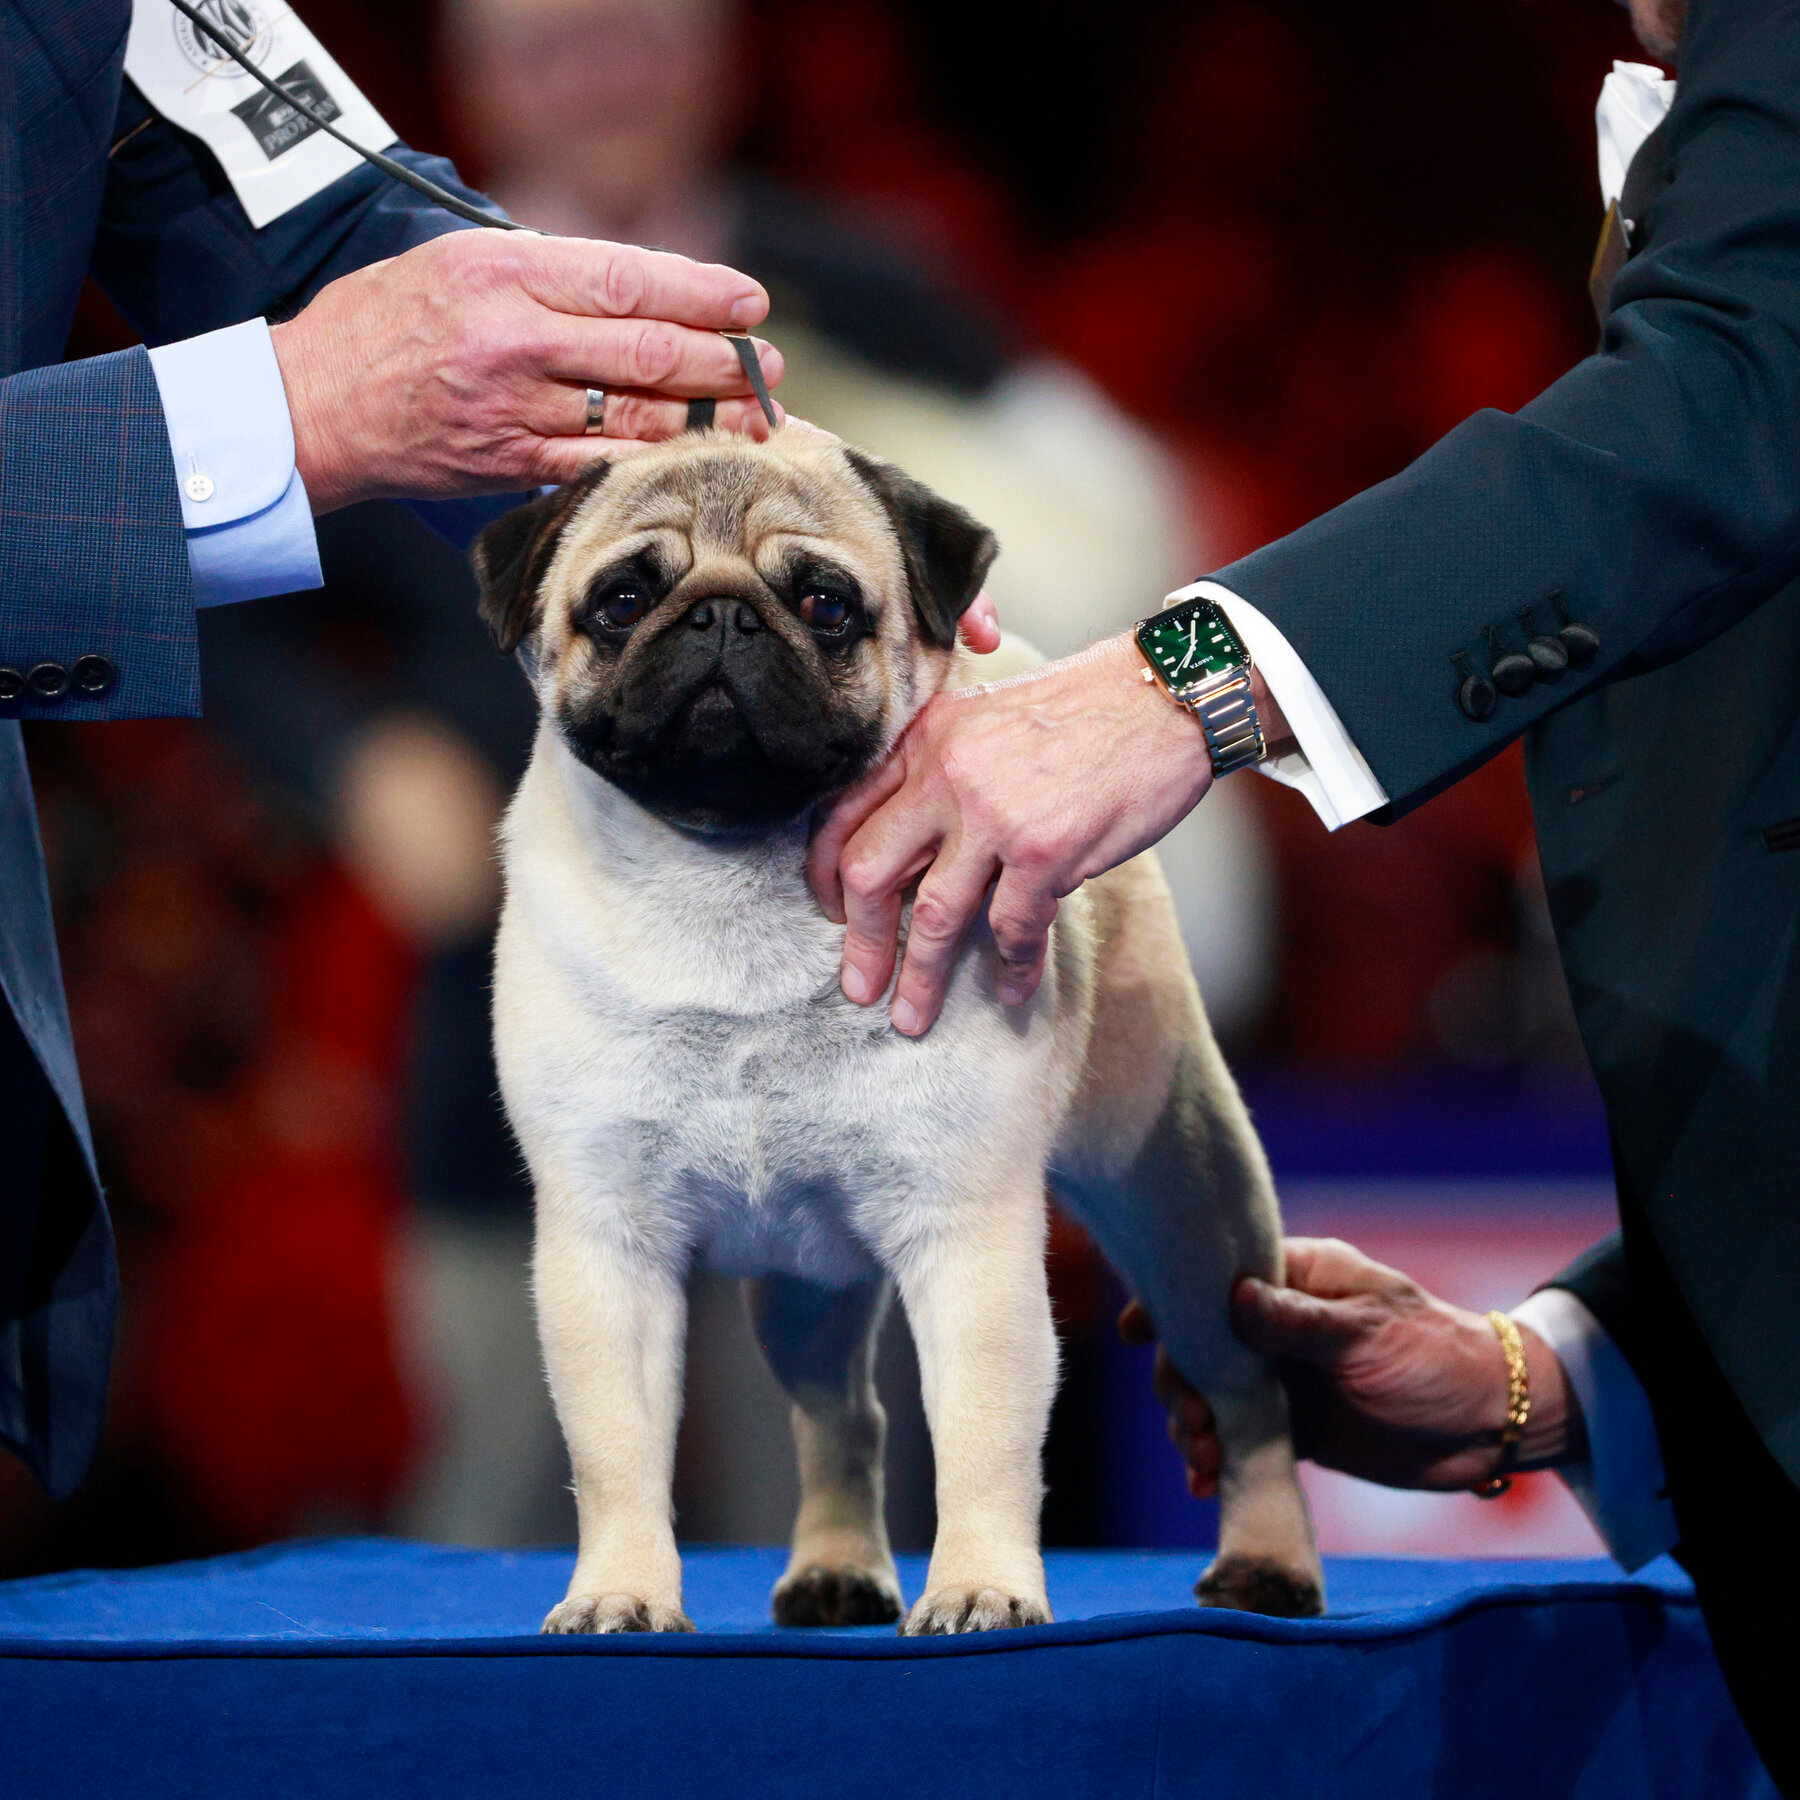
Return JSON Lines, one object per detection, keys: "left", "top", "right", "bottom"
{"left": 0, "top": 347, "right": 193, "bottom": 720}
{"left": 0, "top": 82, "right": 502, "bottom": 725}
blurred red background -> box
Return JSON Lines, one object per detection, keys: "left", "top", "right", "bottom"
{"left": 10, "top": 0, "right": 1647, "bottom": 1571}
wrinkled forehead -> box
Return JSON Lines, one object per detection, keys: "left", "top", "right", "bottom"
{"left": 554, "top": 443, "right": 900, "bottom": 581}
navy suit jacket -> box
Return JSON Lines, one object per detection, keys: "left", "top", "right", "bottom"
{"left": 1215, "top": 0, "right": 1800, "bottom": 1482}
{"left": 0, "top": 0, "right": 497, "bottom": 1496}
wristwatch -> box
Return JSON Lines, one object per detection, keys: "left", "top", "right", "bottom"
{"left": 1134, "top": 596, "right": 1266, "bottom": 778}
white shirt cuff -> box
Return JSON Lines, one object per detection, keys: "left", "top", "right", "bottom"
{"left": 1511, "top": 1287, "right": 1679, "bottom": 1572}
{"left": 146, "top": 319, "right": 323, "bottom": 609}
{"left": 1164, "top": 580, "right": 1389, "bottom": 830}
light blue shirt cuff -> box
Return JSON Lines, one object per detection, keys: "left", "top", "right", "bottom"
{"left": 1511, "top": 1287, "right": 1679, "bottom": 1572}
{"left": 146, "top": 319, "right": 323, "bottom": 609}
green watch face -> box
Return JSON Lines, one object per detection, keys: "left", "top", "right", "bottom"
{"left": 1137, "top": 599, "right": 1248, "bottom": 692}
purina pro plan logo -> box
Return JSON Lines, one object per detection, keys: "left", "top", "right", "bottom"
{"left": 126, "top": 0, "right": 396, "bottom": 227}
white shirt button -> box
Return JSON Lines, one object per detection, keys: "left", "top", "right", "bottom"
{"left": 184, "top": 472, "right": 216, "bottom": 504}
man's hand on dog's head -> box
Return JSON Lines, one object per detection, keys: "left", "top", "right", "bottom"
{"left": 271, "top": 230, "right": 784, "bottom": 513}
{"left": 1119, "top": 1237, "right": 1586, "bottom": 1497}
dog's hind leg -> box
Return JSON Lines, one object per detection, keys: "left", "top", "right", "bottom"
{"left": 1199, "top": 1377, "right": 1324, "bottom": 1615}
{"left": 745, "top": 1273, "right": 903, "bottom": 1627}
{"left": 1056, "top": 858, "right": 1324, "bottom": 1618}
{"left": 1062, "top": 1071, "right": 1326, "bottom": 1618}
{"left": 1066, "top": 1105, "right": 1326, "bottom": 1618}
{"left": 534, "top": 1197, "right": 695, "bottom": 1634}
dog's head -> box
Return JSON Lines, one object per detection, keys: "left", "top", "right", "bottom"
{"left": 473, "top": 432, "right": 997, "bottom": 832}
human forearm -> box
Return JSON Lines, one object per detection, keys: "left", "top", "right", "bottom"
{"left": 1510, "top": 1320, "right": 1587, "bottom": 1474}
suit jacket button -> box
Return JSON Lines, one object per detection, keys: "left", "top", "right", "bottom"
{"left": 1458, "top": 673, "right": 1498, "bottom": 721}
{"left": 0, "top": 666, "right": 22, "bottom": 703}
{"left": 71, "top": 655, "right": 117, "bottom": 698}
{"left": 1558, "top": 623, "right": 1600, "bottom": 669}
{"left": 1491, "top": 652, "right": 1536, "bottom": 697}
{"left": 1527, "top": 635, "right": 1570, "bottom": 680}
{"left": 26, "top": 661, "right": 69, "bottom": 702}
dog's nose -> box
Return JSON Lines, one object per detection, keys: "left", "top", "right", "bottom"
{"left": 683, "top": 599, "right": 764, "bottom": 634}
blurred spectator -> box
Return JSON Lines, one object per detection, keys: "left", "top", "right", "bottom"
{"left": 4, "top": 721, "right": 417, "bottom": 1572}
{"left": 197, "top": 511, "right": 558, "bottom": 1546}
{"left": 748, "top": 0, "right": 1026, "bottom": 303}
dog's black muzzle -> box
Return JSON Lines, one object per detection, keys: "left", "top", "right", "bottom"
{"left": 560, "top": 596, "right": 879, "bottom": 832}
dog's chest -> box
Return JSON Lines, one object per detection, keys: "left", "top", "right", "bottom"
{"left": 583, "top": 981, "right": 987, "bottom": 1280}
{"left": 500, "top": 758, "right": 1062, "bottom": 1283}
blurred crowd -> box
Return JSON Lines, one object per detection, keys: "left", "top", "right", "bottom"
{"left": 3, "top": 0, "right": 1645, "bottom": 1572}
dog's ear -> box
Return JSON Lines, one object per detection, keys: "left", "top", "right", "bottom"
{"left": 472, "top": 465, "right": 609, "bottom": 654}
{"left": 843, "top": 448, "right": 998, "bottom": 649}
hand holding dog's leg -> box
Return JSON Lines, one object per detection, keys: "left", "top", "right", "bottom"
{"left": 534, "top": 1203, "right": 694, "bottom": 1633}
{"left": 896, "top": 1186, "right": 1058, "bottom": 1633}
{"left": 745, "top": 1274, "right": 903, "bottom": 1626}
{"left": 1135, "top": 1237, "right": 1583, "bottom": 1494}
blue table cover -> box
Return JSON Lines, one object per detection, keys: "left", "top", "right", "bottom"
{"left": 0, "top": 1539, "right": 1772, "bottom": 1798}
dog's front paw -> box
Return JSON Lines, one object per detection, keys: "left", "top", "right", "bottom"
{"left": 1195, "top": 1553, "right": 1324, "bottom": 1618}
{"left": 900, "top": 1586, "right": 1051, "bottom": 1635}
{"left": 541, "top": 1592, "right": 697, "bottom": 1635}
{"left": 773, "top": 1561, "right": 903, "bottom": 1627}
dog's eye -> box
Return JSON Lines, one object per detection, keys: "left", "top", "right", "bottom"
{"left": 597, "top": 583, "right": 650, "bottom": 630}
{"left": 799, "top": 589, "right": 850, "bottom": 633}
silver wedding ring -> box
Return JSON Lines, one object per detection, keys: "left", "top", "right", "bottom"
{"left": 583, "top": 388, "right": 607, "bottom": 436}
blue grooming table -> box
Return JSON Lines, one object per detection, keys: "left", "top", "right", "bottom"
{"left": 0, "top": 1539, "right": 1771, "bottom": 1798}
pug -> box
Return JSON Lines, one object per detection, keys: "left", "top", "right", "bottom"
{"left": 477, "top": 429, "right": 1323, "bottom": 1635}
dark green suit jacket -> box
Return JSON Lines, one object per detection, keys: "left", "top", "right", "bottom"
{"left": 1213, "top": 0, "right": 1800, "bottom": 1482}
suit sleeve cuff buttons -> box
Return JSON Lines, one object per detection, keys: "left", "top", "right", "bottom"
{"left": 0, "top": 655, "right": 119, "bottom": 711}
{"left": 1455, "top": 598, "right": 1598, "bottom": 723}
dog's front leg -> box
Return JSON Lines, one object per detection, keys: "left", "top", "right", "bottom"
{"left": 894, "top": 1182, "right": 1057, "bottom": 1634}
{"left": 534, "top": 1200, "right": 693, "bottom": 1634}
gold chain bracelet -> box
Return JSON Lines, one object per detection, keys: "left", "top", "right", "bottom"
{"left": 1471, "top": 1310, "right": 1531, "bottom": 1499}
